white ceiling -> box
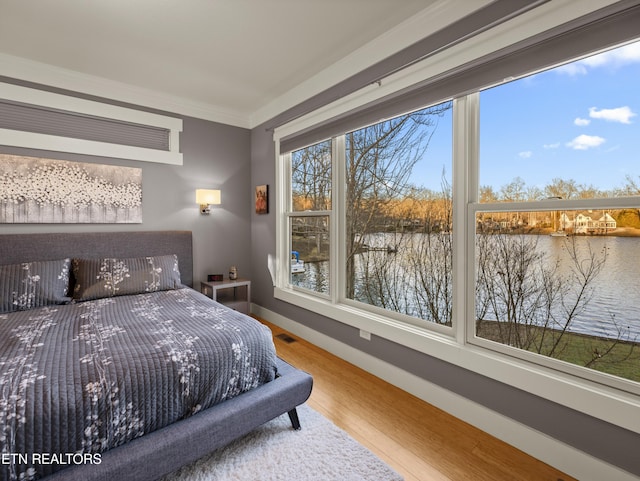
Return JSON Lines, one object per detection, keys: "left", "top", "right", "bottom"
{"left": 0, "top": 0, "right": 489, "bottom": 128}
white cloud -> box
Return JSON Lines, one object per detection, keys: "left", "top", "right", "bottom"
{"left": 574, "top": 117, "right": 590, "bottom": 126}
{"left": 583, "top": 41, "right": 640, "bottom": 68}
{"left": 556, "top": 40, "right": 640, "bottom": 75}
{"left": 543, "top": 142, "right": 560, "bottom": 149}
{"left": 566, "top": 134, "right": 605, "bottom": 150}
{"left": 556, "top": 63, "right": 588, "bottom": 76}
{"left": 589, "top": 106, "right": 636, "bottom": 124}
{"left": 518, "top": 151, "right": 532, "bottom": 159}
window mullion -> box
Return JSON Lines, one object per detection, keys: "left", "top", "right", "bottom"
{"left": 453, "top": 95, "right": 477, "bottom": 343}
{"left": 465, "top": 93, "right": 480, "bottom": 348}
{"left": 333, "top": 135, "right": 346, "bottom": 305}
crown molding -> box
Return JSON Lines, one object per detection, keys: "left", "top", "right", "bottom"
{"left": 6, "top": 0, "right": 601, "bottom": 131}
{"left": 0, "top": 1, "right": 488, "bottom": 131}
{"left": 249, "top": 0, "right": 492, "bottom": 128}
{"left": 0, "top": 52, "right": 251, "bottom": 128}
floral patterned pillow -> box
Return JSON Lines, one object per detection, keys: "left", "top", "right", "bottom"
{"left": 0, "top": 259, "right": 71, "bottom": 313}
{"left": 72, "top": 254, "right": 182, "bottom": 301}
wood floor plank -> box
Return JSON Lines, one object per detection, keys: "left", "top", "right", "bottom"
{"left": 259, "top": 318, "right": 576, "bottom": 481}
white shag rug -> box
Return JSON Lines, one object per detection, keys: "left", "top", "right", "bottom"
{"left": 162, "top": 404, "right": 403, "bottom": 481}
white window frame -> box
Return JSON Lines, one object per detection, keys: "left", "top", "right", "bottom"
{"left": 275, "top": 93, "right": 640, "bottom": 435}
{"left": 283, "top": 137, "right": 336, "bottom": 301}
{"left": 273, "top": 2, "right": 640, "bottom": 434}
{"left": 278, "top": 125, "right": 457, "bottom": 336}
{"left": 465, "top": 90, "right": 640, "bottom": 397}
{"left": 274, "top": 0, "right": 640, "bottom": 433}
{"left": 467, "top": 200, "right": 640, "bottom": 392}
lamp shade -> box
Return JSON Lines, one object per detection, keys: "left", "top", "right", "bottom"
{"left": 196, "top": 189, "right": 221, "bottom": 205}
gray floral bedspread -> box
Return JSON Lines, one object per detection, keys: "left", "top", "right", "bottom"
{"left": 0, "top": 288, "right": 277, "bottom": 481}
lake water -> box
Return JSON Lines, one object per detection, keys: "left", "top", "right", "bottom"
{"left": 292, "top": 234, "right": 640, "bottom": 340}
{"left": 540, "top": 235, "right": 640, "bottom": 339}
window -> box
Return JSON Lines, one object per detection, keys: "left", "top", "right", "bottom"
{"left": 275, "top": 35, "right": 640, "bottom": 417}
{"left": 344, "top": 103, "right": 453, "bottom": 325}
{"left": 282, "top": 102, "right": 454, "bottom": 326}
{"left": 474, "top": 208, "right": 640, "bottom": 385}
{"left": 473, "top": 41, "right": 640, "bottom": 389}
{"left": 288, "top": 140, "right": 332, "bottom": 296}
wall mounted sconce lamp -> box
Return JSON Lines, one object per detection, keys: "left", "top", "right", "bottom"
{"left": 196, "top": 189, "right": 221, "bottom": 214}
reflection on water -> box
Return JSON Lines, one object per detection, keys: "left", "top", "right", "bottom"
{"left": 542, "top": 235, "right": 640, "bottom": 339}
{"left": 290, "top": 234, "right": 640, "bottom": 339}
{"left": 291, "top": 261, "right": 329, "bottom": 295}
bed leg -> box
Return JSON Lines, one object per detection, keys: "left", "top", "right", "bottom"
{"left": 287, "top": 408, "right": 301, "bottom": 430}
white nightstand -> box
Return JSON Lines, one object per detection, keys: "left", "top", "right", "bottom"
{"left": 200, "top": 278, "right": 251, "bottom": 315}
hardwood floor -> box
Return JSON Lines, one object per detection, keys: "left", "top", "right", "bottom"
{"left": 259, "top": 319, "right": 576, "bottom": 481}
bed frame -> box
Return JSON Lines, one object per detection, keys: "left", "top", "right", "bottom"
{"left": 0, "top": 230, "right": 313, "bottom": 481}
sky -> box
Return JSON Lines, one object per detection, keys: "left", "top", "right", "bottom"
{"left": 410, "top": 39, "right": 640, "bottom": 195}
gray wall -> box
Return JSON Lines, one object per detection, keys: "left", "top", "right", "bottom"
{"left": 249, "top": 113, "right": 640, "bottom": 480}
{"left": 0, "top": 83, "right": 252, "bottom": 287}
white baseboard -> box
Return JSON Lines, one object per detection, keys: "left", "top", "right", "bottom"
{"left": 252, "top": 303, "right": 638, "bottom": 481}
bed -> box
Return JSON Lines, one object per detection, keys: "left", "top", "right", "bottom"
{"left": 0, "top": 231, "right": 313, "bottom": 481}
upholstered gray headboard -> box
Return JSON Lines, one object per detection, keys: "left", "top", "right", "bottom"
{"left": 0, "top": 230, "right": 194, "bottom": 287}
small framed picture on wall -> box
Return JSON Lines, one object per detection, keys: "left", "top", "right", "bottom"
{"left": 255, "top": 184, "right": 268, "bottom": 214}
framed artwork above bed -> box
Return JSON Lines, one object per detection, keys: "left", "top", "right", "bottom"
{"left": 0, "top": 154, "right": 142, "bottom": 224}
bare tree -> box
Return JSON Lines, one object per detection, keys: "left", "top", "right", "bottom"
{"left": 621, "top": 174, "right": 640, "bottom": 195}
{"left": 479, "top": 185, "right": 498, "bottom": 203}
{"left": 408, "top": 175, "right": 453, "bottom": 325}
{"left": 291, "top": 140, "right": 331, "bottom": 211}
{"left": 353, "top": 174, "right": 453, "bottom": 325}
{"left": 345, "top": 102, "right": 452, "bottom": 300}
{"left": 474, "top": 232, "right": 636, "bottom": 368}
{"left": 544, "top": 177, "right": 579, "bottom": 200}
{"left": 291, "top": 141, "right": 332, "bottom": 265}
{"left": 500, "top": 177, "right": 526, "bottom": 202}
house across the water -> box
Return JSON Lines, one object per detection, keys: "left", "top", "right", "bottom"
{"left": 561, "top": 212, "right": 617, "bottom": 234}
